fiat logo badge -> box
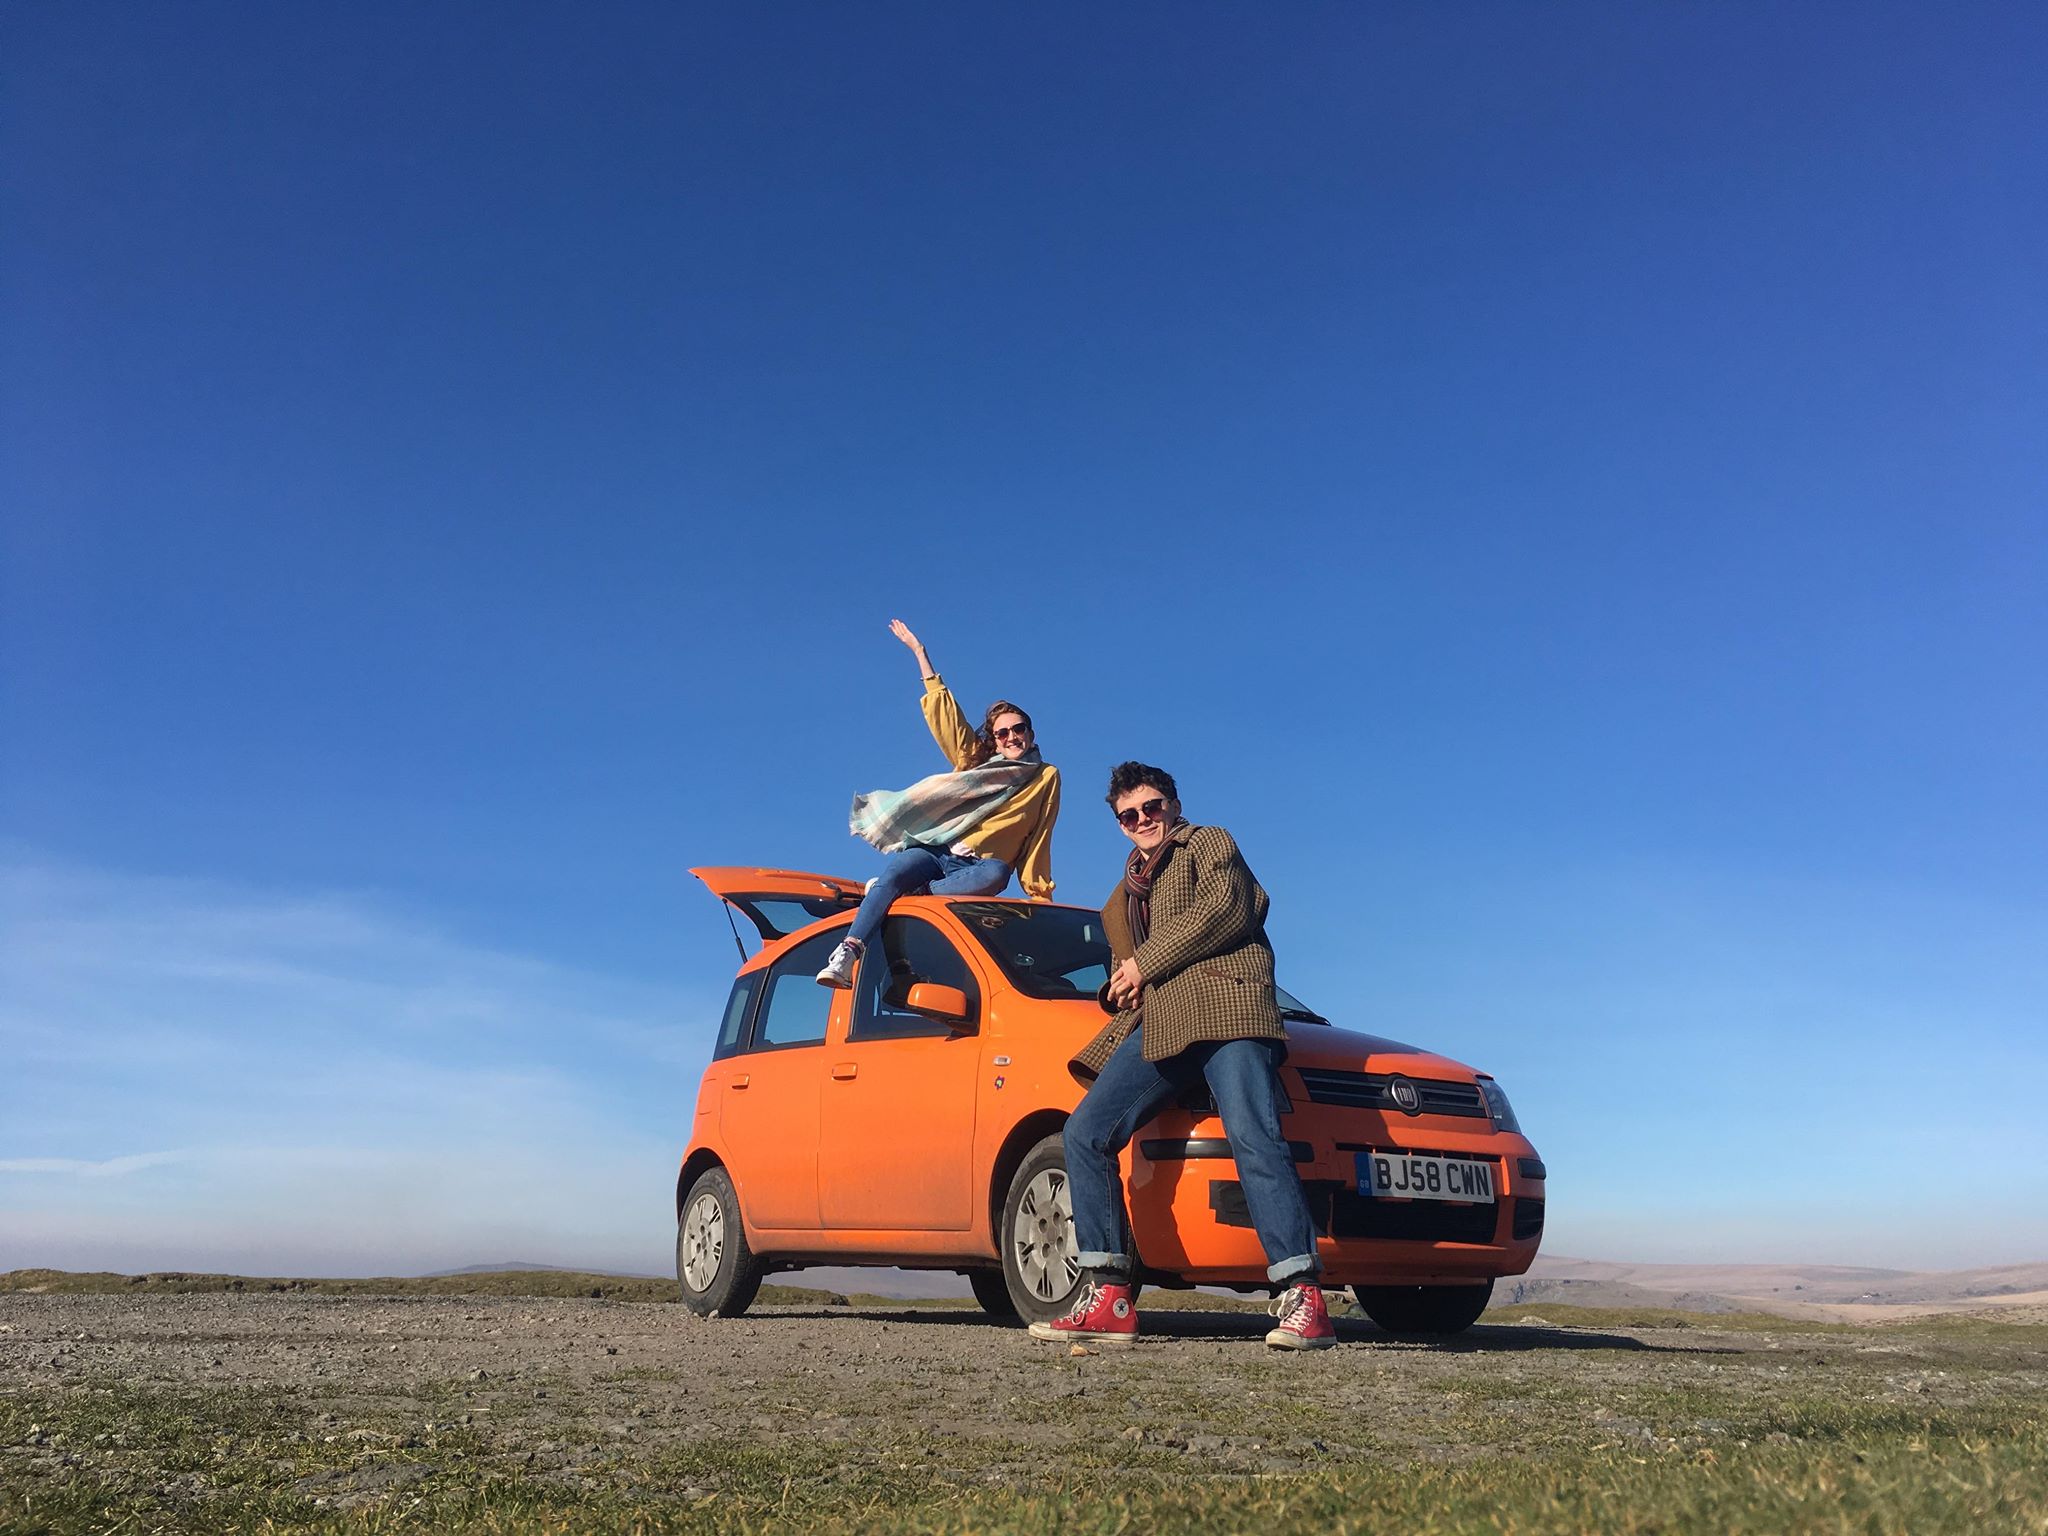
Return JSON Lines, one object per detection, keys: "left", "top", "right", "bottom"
{"left": 1388, "top": 1076, "right": 1422, "bottom": 1115}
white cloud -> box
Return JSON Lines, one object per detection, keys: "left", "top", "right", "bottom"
{"left": 0, "top": 857, "right": 715, "bottom": 1275}
{"left": 0, "top": 1152, "right": 187, "bottom": 1178}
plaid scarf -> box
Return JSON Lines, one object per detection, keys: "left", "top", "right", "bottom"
{"left": 849, "top": 748, "right": 1046, "bottom": 854}
{"left": 1123, "top": 818, "right": 1191, "bottom": 945}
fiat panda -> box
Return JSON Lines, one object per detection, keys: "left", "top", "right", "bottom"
{"left": 676, "top": 867, "right": 1545, "bottom": 1333}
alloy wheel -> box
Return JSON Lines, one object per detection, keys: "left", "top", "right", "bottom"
{"left": 680, "top": 1189, "right": 725, "bottom": 1292}
{"left": 1011, "top": 1167, "right": 1080, "bottom": 1303}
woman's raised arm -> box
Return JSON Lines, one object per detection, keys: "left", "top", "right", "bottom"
{"left": 890, "top": 618, "right": 938, "bottom": 682}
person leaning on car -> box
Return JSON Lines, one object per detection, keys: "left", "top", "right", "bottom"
{"left": 1028, "top": 761, "right": 1337, "bottom": 1350}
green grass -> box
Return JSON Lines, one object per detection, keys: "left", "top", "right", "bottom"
{"left": 1485, "top": 1300, "right": 2048, "bottom": 1354}
{"left": 0, "top": 1268, "right": 897, "bottom": 1310}
{"left": 3, "top": 1378, "right": 2041, "bottom": 1535}
{"left": 1, "top": 1267, "right": 685, "bottom": 1303}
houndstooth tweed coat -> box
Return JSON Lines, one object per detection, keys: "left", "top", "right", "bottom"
{"left": 1070, "top": 822, "right": 1286, "bottom": 1078}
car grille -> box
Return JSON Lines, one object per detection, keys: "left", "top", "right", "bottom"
{"left": 1210, "top": 1179, "right": 1513, "bottom": 1245}
{"left": 1320, "top": 1185, "right": 1503, "bottom": 1243}
{"left": 1295, "top": 1068, "right": 1488, "bottom": 1118}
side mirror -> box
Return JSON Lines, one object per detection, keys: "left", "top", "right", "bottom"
{"left": 905, "top": 982, "right": 971, "bottom": 1026}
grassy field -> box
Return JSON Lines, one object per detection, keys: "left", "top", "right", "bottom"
{"left": 2, "top": 1267, "right": 847, "bottom": 1310}
{"left": 0, "top": 1267, "right": 1274, "bottom": 1312}
{"left": 2, "top": 1272, "right": 2043, "bottom": 1535}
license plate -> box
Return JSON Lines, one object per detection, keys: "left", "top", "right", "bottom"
{"left": 1357, "top": 1152, "right": 1495, "bottom": 1203}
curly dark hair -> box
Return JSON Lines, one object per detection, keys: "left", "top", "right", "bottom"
{"left": 1104, "top": 761, "right": 1178, "bottom": 807}
{"left": 969, "top": 700, "right": 1034, "bottom": 767}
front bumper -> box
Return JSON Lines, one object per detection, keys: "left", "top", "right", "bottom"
{"left": 1124, "top": 1104, "right": 1545, "bottom": 1286}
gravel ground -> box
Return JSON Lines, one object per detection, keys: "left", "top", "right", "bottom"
{"left": 3, "top": 1290, "right": 2044, "bottom": 1528}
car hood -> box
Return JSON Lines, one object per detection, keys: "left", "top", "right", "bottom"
{"left": 1283, "top": 1022, "right": 1481, "bottom": 1082}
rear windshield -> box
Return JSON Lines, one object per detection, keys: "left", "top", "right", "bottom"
{"left": 950, "top": 900, "right": 1328, "bottom": 1021}
{"left": 729, "top": 894, "right": 859, "bottom": 943}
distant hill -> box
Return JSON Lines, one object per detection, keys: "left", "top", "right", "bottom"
{"left": 0, "top": 1267, "right": 875, "bottom": 1308}
{"left": 1519, "top": 1256, "right": 2048, "bottom": 1319}
{"left": 403, "top": 1257, "right": 2048, "bottom": 1317}
{"left": 1495, "top": 1276, "right": 1757, "bottom": 1313}
{"left": 0, "top": 1268, "right": 685, "bottom": 1301}
{"left": 424, "top": 1261, "right": 659, "bottom": 1280}
{"left": 773, "top": 1266, "right": 974, "bottom": 1299}
{"left": 10, "top": 1256, "right": 2040, "bottom": 1320}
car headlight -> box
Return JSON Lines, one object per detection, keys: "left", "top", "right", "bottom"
{"left": 1477, "top": 1079, "right": 1521, "bottom": 1134}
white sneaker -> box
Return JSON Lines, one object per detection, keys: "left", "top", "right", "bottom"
{"left": 815, "top": 938, "right": 863, "bottom": 989}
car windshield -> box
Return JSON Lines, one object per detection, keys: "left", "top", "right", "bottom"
{"left": 950, "top": 901, "right": 1327, "bottom": 1021}
{"left": 951, "top": 903, "right": 1109, "bottom": 1000}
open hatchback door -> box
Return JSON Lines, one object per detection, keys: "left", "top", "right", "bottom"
{"left": 689, "top": 866, "right": 864, "bottom": 945}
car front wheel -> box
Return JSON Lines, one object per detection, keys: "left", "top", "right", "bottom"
{"left": 1352, "top": 1280, "right": 1493, "bottom": 1335}
{"left": 999, "top": 1134, "right": 1140, "bottom": 1325}
{"left": 676, "top": 1165, "right": 765, "bottom": 1318}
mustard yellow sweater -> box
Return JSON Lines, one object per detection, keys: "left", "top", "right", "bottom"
{"left": 920, "top": 676, "right": 1060, "bottom": 899}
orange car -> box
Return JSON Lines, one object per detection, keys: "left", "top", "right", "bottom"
{"left": 676, "top": 867, "right": 1545, "bottom": 1334}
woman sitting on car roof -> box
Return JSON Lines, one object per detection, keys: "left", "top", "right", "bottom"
{"left": 815, "top": 619, "right": 1061, "bottom": 989}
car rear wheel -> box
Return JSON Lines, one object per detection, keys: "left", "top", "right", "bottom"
{"left": 1352, "top": 1280, "right": 1493, "bottom": 1335}
{"left": 999, "top": 1134, "right": 1140, "bottom": 1325}
{"left": 676, "top": 1165, "right": 764, "bottom": 1318}
{"left": 967, "top": 1269, "right": 1018, "bottom": 1318}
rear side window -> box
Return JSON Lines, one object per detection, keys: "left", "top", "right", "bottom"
{"left": 850, "top": 918, "right": 981, "bottom": 1042}
{"left": 713, "top": 974, "right": 761, "bottom": 1060}
{"left": 749, "top": 930, "right": 839, "bottom": 1050}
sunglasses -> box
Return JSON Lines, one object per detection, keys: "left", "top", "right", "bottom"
{"left": 1114, "top": 797, "right": 1170, "bottom": 829}
{"left": 993, "top": 723, "right": 1032, "bottom": 741}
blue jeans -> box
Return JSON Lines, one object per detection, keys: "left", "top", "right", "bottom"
{"left": 1065, "top": 1032, "right": 1321, "bottom": 1285}
{"left": 846, "top": 845, "right": 1011, "bottom": 948}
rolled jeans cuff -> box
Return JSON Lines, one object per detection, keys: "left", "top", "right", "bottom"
{"left": 1267, "top": 1253, "right": 1321, "bottom": 1284}
{"left": 1077, "top": 1251, "right": 1130, "bottom": 1277}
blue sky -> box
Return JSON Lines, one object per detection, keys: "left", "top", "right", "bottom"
{"left": 3, "top": 2, "right": 2043, "bottom": 1277}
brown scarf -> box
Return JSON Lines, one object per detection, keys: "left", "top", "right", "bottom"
{"left": 1123, "top": 820, "right": 1190, "bottom": 947}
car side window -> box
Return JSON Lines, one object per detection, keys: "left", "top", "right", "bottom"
{"left": 713, "top": 972, "right": 762, "bottom": 1060}
{"left": 849, "top": 917, "right": 981, "bottom": 1042}
{"left": 748, "top": 930, "right": 839, "bottom": 1051}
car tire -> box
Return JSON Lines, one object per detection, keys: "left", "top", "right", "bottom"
{"left": 676, "top": 1165, "right": 765, "bottom": 1319}
{"left": 998, "top": 1134, "right": 1140, "bottom": 1325}
{"left": 1352, "top": 1279, "right": 1493, "bottom": 1335}
{"left": 967, "top": 1269, "right": 1019, "bottom": 1318}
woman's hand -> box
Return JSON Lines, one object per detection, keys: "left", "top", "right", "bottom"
{"left": 890, "top": 619, "right": 935, "bottom": 678}
{"left": 889, "top": 619, "right": 935, "bottom": 679}
{"left": 1106, "top": 956, "right": 1145, "bottom": 1012}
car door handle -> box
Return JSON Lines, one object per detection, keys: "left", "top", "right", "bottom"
{"left": 830, "top": 1063, "right": 858, "bottom": 1081}
{"left": 729, "top": 1075, "right": 750, "bottom": 1089}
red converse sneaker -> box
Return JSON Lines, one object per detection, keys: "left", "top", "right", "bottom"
{"left": 1265, "top": 1283, "right": 1337, "bottom": 1350}
{"left": 1027, "top": 1280, "right": 1138, "bottom": 1345}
